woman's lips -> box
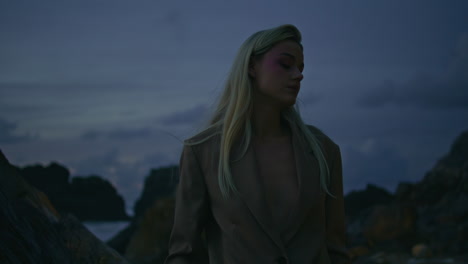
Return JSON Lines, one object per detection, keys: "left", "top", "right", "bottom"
{"left": 286, "top": 85, "right": 300, "bottom": 92}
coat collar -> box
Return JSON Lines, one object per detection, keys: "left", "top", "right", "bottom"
{"left": 230, "top": 123, "right": 321, "bottom": 250}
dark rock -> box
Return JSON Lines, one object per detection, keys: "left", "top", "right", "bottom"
{"left": 108, "top": 165, "right": 179, "bottom": 255}
{"left": 402, "top": 131, "right": 468, "bottom": 206}
{"left": 347, "top": 202, "right": 418, "bottom": 253}
{"left": 398, "top": 131, "right": 468, "bottom": 256}
{"left": 21, "top": 162, "right": 70, "bottom": 187}
{"left": 133, "top": 165, "right": 178, "bottom": 220}
{"left": 107, "top": 223, "right": 137, "bottom": 253}
{"left": 124, "top": 197, "right": 175, "bottom": 264}
{"left": 362, "top": 204, "right": 417, "bottom": 244}
{"left": 394, "top": 182, "right": 415, "bottom": 202}
{"left": 438, "top": 131, "right": 468, "bottom": 169}
{"left": 348, "top": 130, "right": 468, "bottom": 259}
{"left": 411, "top": 243, "right": 432, "bottom": 258}
{"left": 0, "top": 149, "right": 129, "bottom": 264}
{"left": 68, "top": 175, "right": 129, "bottom": 221}
{"left": 17, "top": 162, "right": 129, "bottom": 221}
{"left": 345, "top": 183, "right": 394, "bottom": 221}
{"left": 348, "top": 246, "right": 370, "bottom": 261}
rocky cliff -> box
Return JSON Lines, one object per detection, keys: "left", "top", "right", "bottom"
{"left": 0, "top": 150, "right": 130, "bottom": 263}
{"left": 17, "top": 162, "right": 129, "bottom": 221}
{"left": 107, "top": 165, "right": 178, "bottom": 263}
{"left": 347, "top": 131, "right": 468, "bottom": 263}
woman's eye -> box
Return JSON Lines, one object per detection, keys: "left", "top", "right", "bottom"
{"left": 280, "top": 63, "right": 291, "bottom": 69}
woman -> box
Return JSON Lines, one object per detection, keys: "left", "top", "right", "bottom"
{"left": 165, "top": 24, "right": 350, "bottom": 264}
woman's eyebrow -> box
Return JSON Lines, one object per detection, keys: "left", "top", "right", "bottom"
{"left": 279, "top": 52, "right": 296, "bottom": 59}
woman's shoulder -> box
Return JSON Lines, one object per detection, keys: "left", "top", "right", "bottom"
{"left": 304, "top": 124, "right": 339, "bottom": 150}
{"left": 183, "top": 125, "right": 221, "bottom": 147}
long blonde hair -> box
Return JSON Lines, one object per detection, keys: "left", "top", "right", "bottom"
{"left": 187, "top": 24, "right": 330, "bottom": 198}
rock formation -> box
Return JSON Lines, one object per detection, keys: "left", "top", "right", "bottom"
{"left": 347, "top": 130, "right": 468, "bottom": 263}
{"left": 394, "top": 131, "right": 468, "bottom": 255}
{"left": 124, "top": 198, "right": 175, "bottom": 264}
{"left": 345, "top": 183, "right": 394, "bottom": 221}
{"left": 107, "top": 165, "right": 178, "bottom": 263}
{"left": 0, "top": 150, "right": 130, "bottom": 263}
{"left": 17, "top": 162, "right": 129, "bottom": 221}
{"left": 133, "top": 165, "right": 179, "bottom": 218}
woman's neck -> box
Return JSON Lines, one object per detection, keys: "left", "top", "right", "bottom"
{"left": 252, "top": 103, "right": 289, "bottom": 138}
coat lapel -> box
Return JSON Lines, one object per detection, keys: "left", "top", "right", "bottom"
{"left": 283, "top": 124, "right": 322, "bottom": 244}
{"left": 229, "top": 124, "right": 322, "bottom": 249}
{"left": 230, "top": 142, "right": 285, "bottom": 252}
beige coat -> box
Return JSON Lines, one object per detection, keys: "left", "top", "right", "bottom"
{"left": 165, "top": 124, "right": 350, "bottom": 264}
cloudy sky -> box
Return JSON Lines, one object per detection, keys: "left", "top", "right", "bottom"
{"left": 1, "top": 0, "right": 467, "bottom": 210}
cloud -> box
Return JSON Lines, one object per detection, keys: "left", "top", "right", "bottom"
{"left": 357, "top": 33, "right": 468, "bottom": 109}
{"left": 0, "top": 118, "right": 35, "bottom": 144}
{"left": 357, "top": 75, "right": 467, "bottom": 109}
{"left": 2, "top": 125, "right": 184, "bottom": 208}
{"left": 107, "top": 127, "right": 154, "bottom": 140}
{"left": 341, "top": 139, "right": 409, "bottom": 194}
{"left": 81, "top": 127, "right": 154, "bottom": 141}
{"left": 80, "top": 130, "right": 100, "bottom": 141}
{"left": 159, "top": 104, "right": 209, "bottom": 126}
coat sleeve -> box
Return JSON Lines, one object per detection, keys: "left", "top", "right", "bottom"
{"left": 325, "top": 144, "right": 351, "bottom": 264}
{"left": 164, "top": 145, "right": 209, "bottom": 264}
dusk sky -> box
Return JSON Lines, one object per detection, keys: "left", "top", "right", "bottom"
{"left": 1, "top": 0, "right": 467, "bottom": 211}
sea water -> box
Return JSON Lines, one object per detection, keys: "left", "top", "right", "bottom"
{"left": 83, "top": 221, "right": 130, "bottom": 242}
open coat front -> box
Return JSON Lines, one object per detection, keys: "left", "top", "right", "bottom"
{"left": 165, "top": 125, "right": 350, "bottom": 264}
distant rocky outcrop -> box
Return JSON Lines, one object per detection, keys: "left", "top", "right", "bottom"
{"left": 345, "top": 183, "right": 394, "bottom": 220}
{"left": 124, "top": 198, "right": 175, "bottom": 264}
{"left": 17, "top": 162, "right": 129, "bottom": 221}
{"left": 0, "top": 150, "right": 130, "bottom": 264}
{"left": 347, "top": 130, "right": 468, "bottom": 263}
{"left": 68, "top": 176, "right": 129, "bottom": 221}
{"left": 133, "top": 166, "right": 178, "bottom": 218}
{"left": 107, "top": 166, "right": 178, "bottom": 263}
{"left": 394, "top": 131, "right": 468, "bottom": 255}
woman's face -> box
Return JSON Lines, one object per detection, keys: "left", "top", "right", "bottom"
{"left": 250, "top": 40, "right": 304, "bottom": 109}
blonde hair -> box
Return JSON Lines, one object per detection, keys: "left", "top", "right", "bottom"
{"left": 187, "top": 24, "right": 330, "bottom": 198}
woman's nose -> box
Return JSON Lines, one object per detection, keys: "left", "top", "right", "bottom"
{"left": 293, "top": 68, "right": 304, "bottom": 81}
